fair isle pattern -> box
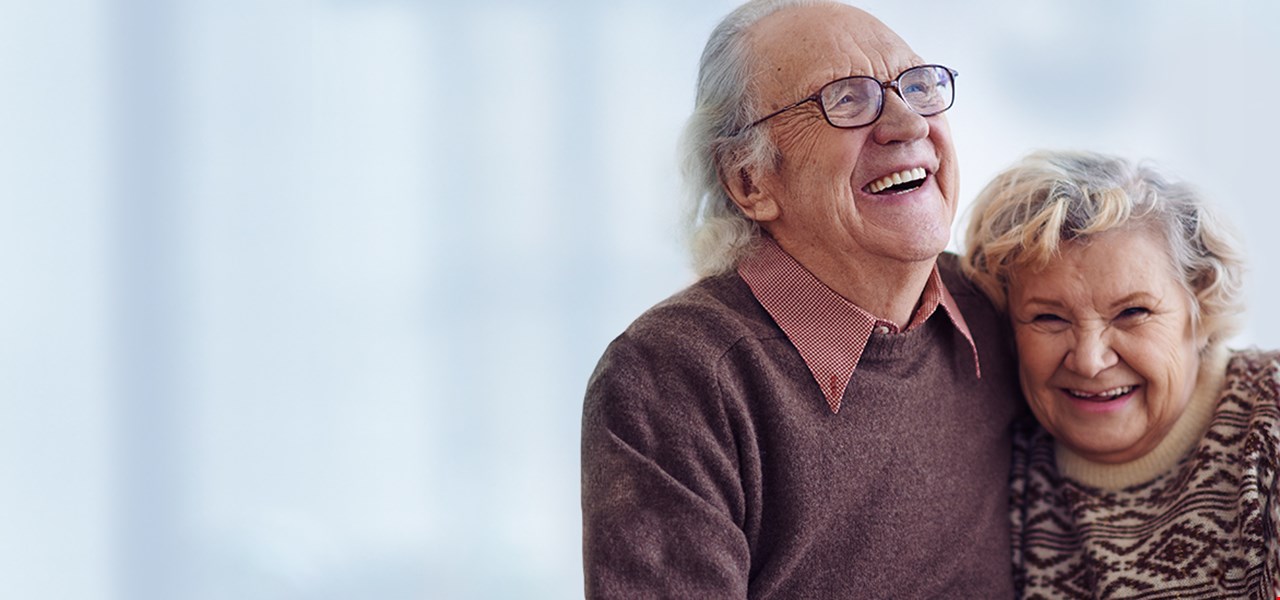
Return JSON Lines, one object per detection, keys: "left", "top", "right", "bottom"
{"left": 1010, "top": 349, "right": 1280, "bottom": 599}
{"left": 737, "top": 237, "right": 979, "bottom": 413}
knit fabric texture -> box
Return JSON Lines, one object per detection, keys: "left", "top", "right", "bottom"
{"left": 1010, "top": 349, "right": 1280, "bottom": 599}
{"left": 581, "top": 253, "right": 1023, "bottom": 599}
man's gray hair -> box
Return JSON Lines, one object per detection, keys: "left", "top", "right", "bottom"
{"left": 680, "top": 0, "right": 840, "bottom": 277}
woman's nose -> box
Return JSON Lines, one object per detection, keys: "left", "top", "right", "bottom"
{"left": 1064, "top": 328, "right": 1118, "bottom": 378}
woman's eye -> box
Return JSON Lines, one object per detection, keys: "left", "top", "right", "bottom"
{"left": 1032, "top": 313, "right": 1066, "bottom": 323}
{"left": 1118, "top": 307, "right": 1151, "bottom": 319}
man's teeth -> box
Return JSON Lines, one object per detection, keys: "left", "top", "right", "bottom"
{"left": 1066, "top": 386, "right": 1136, "bottom": 400}
{"left": 866, "top": 167, "right": 926, "bottom": 194}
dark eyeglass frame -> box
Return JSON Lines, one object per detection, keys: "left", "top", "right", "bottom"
{"left": 735, "top": 64, "right": 958, "bottom": 135}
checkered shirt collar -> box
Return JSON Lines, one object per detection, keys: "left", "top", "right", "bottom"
{"left": 738, "top": 236, "right": 980, "bottom": 413}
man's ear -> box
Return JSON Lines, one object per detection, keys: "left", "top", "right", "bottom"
{"left": 720, "top": 161, "right": 780, "bottom": 223}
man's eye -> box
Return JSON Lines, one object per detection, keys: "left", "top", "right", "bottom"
{"left": 832, "top": 89, "right": 870, "bottom": 107}
{"left": 902, "top": 81, "right": 932, "bottom": 96}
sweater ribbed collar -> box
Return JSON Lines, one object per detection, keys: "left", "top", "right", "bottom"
{"left": 737, "top": 236, "right": 980, "bottom": 413}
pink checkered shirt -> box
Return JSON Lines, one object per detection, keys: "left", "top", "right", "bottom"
{"left": 738, "top": 236, "right": 981, "bottom": 413}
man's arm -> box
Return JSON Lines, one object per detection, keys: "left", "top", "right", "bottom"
{"left": 581, "top": 335, "right": 751, "bottom": 598}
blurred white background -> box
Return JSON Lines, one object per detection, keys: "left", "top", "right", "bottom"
{"left": 5, "top": 0, "right": 1279, "bottom": 598}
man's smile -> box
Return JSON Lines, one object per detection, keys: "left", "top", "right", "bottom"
{"left": 865, "top": 166, "right": 927, "bottom": 194}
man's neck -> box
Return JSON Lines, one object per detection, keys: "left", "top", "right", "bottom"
{"left": 832, "top": 261, "right": 934, "bottom": 327}
{"left": 782, "top": 244, "right": 937, "bottom": 327}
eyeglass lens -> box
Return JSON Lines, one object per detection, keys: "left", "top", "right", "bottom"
{"left": 819, "top": 65, "right": 954, "bottom": 128}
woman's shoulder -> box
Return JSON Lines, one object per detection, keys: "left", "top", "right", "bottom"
{"left": 1218, "top": 348, "right": 1280, "bottom": 459}
{"left": 1226, "top": 347, "right": 1280, "bottom": 382}
{"left": 1229, "top": 346, "right": 1280, "bottom": 363}
{"left": 1229, "top": 346, "right": 1280, "bottom": 365}
{"left": 1225, "top": 348, "right": 1280, "bottom": 398}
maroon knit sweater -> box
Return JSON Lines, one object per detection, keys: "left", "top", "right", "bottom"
{"left": 581, "top": 253, "right": 1023, "bottom": 598}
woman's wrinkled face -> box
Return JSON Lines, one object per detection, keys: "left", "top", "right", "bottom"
{"left": 1007, "top": 227, "right": 1205, "bottom": 464}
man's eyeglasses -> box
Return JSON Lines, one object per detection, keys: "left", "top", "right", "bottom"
{"left": 736, "top": 64, "right": 957, "bottom": 134}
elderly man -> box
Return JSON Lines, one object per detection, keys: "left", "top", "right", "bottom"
{"left": 581, "top": 0, "right": 1021, "bottom": 597}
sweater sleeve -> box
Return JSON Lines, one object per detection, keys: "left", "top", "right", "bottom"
{"left": 580, "top": 332, "right": 751, "bottom": 599}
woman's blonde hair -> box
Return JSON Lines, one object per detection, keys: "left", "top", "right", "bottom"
{"left": 962, "top": 149, "right": 1245, "bottom": 347}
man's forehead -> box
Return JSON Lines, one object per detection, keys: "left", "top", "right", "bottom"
{"left": 747, "top": 4, "right": 920, "bottom": 97}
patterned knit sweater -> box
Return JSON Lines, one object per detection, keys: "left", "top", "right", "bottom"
{"left": 1010, "top": 349, "right": 1280, "bottom": 599}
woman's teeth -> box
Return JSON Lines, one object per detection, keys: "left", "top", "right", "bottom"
{"left": 1066, "top": 386, "right": 1136, "bottom": 401}
{"left": 866, "top": 167, "right": 927, "bottom": 194}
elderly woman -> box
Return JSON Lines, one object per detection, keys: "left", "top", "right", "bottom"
{"left": 962, "top": 150, "right": 1279, "bottom": 597}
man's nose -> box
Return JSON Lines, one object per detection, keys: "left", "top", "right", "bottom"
{"left": 1064, "top": 328, "right": 1118, "bottom": 378}
{"left": 871, "top": 88, "right": 929, "bottom": 145}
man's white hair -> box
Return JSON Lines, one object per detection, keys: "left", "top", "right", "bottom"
{"left": 679, "top": 0, "right": 843, "bottom": 277}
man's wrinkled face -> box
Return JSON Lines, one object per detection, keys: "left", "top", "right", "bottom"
{"left": 737, "top": 4, "right": 959, "bottom": 270}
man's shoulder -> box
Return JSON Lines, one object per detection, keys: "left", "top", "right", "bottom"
{"left": 936, "top": 251, "right": 983, "bottom": 299}
{"left": 584, "top": 272, "right": 774, "bottom": 432}
{"left": 618, "top": 272, "right": 770, "bottom": 353}
{"left": 936, "top": 251, "right": 1002, "bottom": 323}
{"left": 933, "top": 251, "right": 1000, "bottom": 330}
{"left": 586, "top": 273, "right": 769, "bottom": 395}
{"left": 935, "top": 251, "right": 1022, "bottom": 397}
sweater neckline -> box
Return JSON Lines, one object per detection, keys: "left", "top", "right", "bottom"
{"left": 735, "top": 236, "right": 978, "bottom": 413}
{"left": 1054, "top": 345, "right": 1231, "bottom": 490}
